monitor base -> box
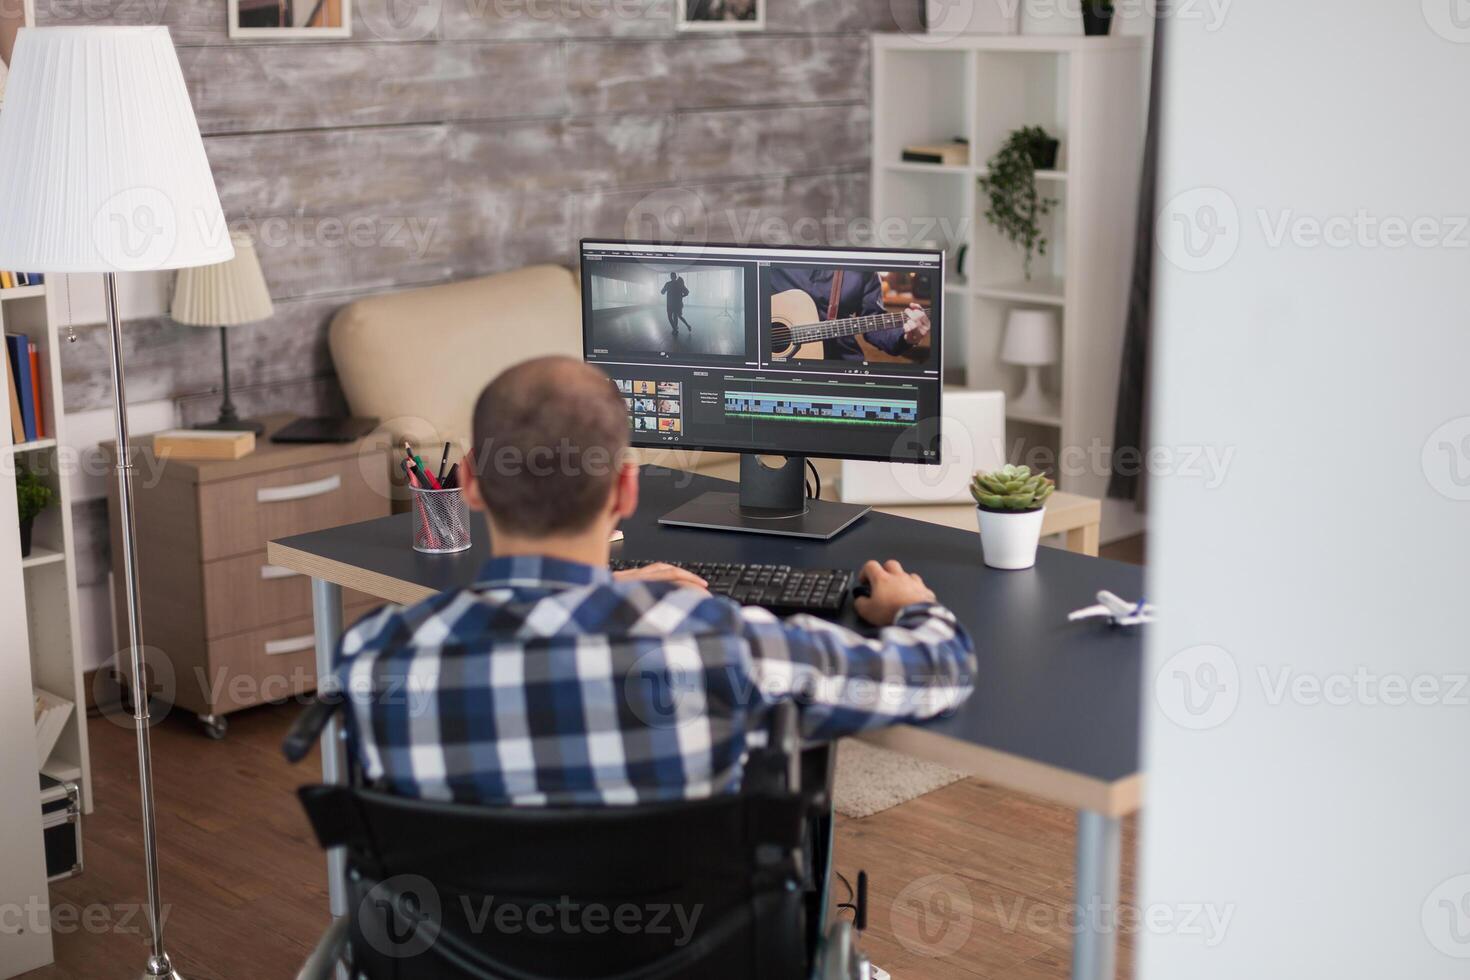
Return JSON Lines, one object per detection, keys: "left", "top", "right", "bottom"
{"left": 658, "top": 454, "right": 870, "bottom": 540}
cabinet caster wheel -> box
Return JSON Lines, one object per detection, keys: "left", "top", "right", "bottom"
{"left": 200, "top": 714, "right": 229, "bottom": 740}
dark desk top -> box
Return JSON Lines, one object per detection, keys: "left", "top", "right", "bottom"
{"left": 271, "top": 466, "right": 1145, "bottom": 815}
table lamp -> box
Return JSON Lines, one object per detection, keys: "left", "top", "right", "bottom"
{"left": 1000, "top": 308, "right": 1061, "bottom": 418}
{"left": 0, "top": 26, "right": 234, "bottom": 980}
{"left": 171, "top": 232, "right": 274, "bottom": 434}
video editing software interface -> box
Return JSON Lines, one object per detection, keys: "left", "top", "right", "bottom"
{"left": 581, "top": 241, "right": 943, "bottom": 464}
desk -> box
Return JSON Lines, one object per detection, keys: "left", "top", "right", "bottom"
{"left": 697, "top": 455, "right": 1104, "bottom": 556}
{"left": 268, "top": 466, "right": 1144, "bottom": 980}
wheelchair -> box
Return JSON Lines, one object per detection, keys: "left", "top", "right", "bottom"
{"left": 283, "top": 696, "right": 871, "bottom": 979}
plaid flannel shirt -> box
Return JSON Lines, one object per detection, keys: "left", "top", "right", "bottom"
{"left": 331, "top": 555, "right": 975, "bottom": 806}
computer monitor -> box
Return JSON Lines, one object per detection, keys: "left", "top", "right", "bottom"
{"left": 581, "top": 239, "right": 944, "bottom": 539}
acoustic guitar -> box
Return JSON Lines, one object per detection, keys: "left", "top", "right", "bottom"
{"left": 768, "top": 289, "right": 910, "bottom": 361}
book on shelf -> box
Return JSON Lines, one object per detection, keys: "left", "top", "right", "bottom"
{"left": 34, "top": 688, "right": 75, "bottom": 768}
{"left": 0, "top": 272, "right": 42, "bottom": 289}
{"left": 28, "top": 342, "right": 43, "bottom": 440}
{"left": 5, "top": 338, "right": 23, "bottom": 444}
{"left": 5, "top": 333, "right": 38, "bottom": 442}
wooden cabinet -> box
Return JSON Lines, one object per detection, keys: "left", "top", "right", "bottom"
{"left": 104, "top": 415, "right": 390, "bottom": 735}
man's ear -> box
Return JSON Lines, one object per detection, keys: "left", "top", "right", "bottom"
{"left": 611, "top": 457, "right": 639, "bottom": 520}
{"left": 461, "top": 450, "right": 486, "bottom": 513}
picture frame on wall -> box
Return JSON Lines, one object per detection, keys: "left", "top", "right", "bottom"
{"left": 0, "top": 0, "right": 35, "bottom": 109}
{"left": 229, "top": 0, "right": 352, "bottom": 39}
{"left": 677, "top": 0, "right": 764, "bottom": 32}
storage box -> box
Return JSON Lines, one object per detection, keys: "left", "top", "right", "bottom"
{"left": 39, "top": 775, "right": 83, "bottom": 881}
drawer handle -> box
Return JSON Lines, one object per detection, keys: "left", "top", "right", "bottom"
{"left": 260, "top": 564, "right": 303, "bottom": 581}
{"left": 264, "top": 635, "right": 315, "bottom": 657}
{"left": 257, "top": 474, "right": 341, "bottom": 504}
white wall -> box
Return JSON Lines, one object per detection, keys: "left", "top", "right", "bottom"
{"left": 52, "top": 271, "right": 174, "bottom": 672}
{"left": 1140, "top": 2, "right": 1470, "bottom": 978}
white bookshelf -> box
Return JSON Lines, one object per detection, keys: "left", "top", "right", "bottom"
{"left": 1, "top": 281, "right": 94, "bottom": 817}
{"left": 871, "top": 32, "right": 1147, "bottom": 507}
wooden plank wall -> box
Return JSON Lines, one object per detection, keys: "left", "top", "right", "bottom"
{"left": 51, "top": 0, "right": 918, "bottom": 422}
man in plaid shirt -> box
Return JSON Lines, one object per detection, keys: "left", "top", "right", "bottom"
{"left": 333, "top": 357, "right": 975, "bottom": 806}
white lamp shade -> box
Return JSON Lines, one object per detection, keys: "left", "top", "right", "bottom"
{"left": 172, "top": 232, "right": 274, "bottom": 327}
{"left": 1000, "top": 309, "right": 1060, "bottom": 367}
{"left": 0, "top": 27, "right": 233, "bottom": 273}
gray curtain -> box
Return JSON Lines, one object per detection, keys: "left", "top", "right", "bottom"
{"left": 1107, "top": 22, "right": 1166, "bottom": 506}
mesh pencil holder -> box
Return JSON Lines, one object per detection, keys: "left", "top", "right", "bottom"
{"left": 409, "top": 485, "right": 472, "bottom": 554}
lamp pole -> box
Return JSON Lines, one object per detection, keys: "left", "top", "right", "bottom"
{"left": 104, "top": 272, "right": 184, "bottom": 980}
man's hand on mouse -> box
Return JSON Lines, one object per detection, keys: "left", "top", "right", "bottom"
{"left": 854, "top": 559, "right": 936, "bottom": 626}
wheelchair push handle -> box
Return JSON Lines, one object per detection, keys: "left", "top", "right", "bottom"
{"left": 282, "top": 692, "right": 342, "bottom": 764}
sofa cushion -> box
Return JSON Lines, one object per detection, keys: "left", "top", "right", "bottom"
{"left": 329, "top": 264, "right": 583, "bottom": 450}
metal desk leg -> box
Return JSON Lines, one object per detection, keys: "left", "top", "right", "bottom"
{"left": 311, "top": 577, "right": 348, "bottom": 919}
{"left": 1072, "top": 810, "right": 1122, "bottom": 980}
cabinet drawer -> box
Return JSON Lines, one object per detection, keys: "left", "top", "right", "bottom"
{"left": 198, "top": 456, "right": 387, "bottom": 561}
{"left": 202, "top": 551, "right": 382, "bottom": 638}
{"left": 201, "top": 616, "right": 323, "bottom": 716}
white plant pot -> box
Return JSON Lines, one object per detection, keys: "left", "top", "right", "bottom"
{"left": 976, "top": 506, "right": 1045, "bottom": 570}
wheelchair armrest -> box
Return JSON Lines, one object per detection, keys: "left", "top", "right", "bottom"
{"left": 295, "top": 916, "right": 349, "bottom": 980}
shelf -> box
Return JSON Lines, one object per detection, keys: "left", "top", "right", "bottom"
{"left": 5, "top": 438, "right": 57, "bottom": 454}
{"left": 885, "top": 161, "right": 972, "bottom": 176}
{"left": 1007, "top": 409, "right": 1063, "bottom": 428}
{"left": 886, "top": 162, "right": 1068, "bottom": 183}
{"left": 974, "top": 277, "right": 1066, "bottom": 306}
{"left": 874, "top": 33, "right": 1148, "bottom": 54}
{"left": 0, "top": 284, "right": 45, "bottom": 301}
{"left": 977, "top": 167, "right": 1068, "bottom": 183}
{"left": 21, "top": 547, "right": 66, "bottom": 570}
{"left": 40, "top": 759, "right": 82, "bottom": 785}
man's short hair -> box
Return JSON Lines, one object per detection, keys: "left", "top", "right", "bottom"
{"left": 470, "top": 356, "right": 630, "bottom": 536}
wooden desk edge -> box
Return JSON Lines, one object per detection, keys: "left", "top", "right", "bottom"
{"left": 856, "top": 725, "right": 1143, "bottom": 818}
{"left": 267, "top": 540, "right": 438, "bottom": 608}
{"left": 268, "top": 536, "right": 1143, "bottom": 818}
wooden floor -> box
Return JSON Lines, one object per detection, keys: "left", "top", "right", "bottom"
{"left": 33, "top": 534, "right": 1145, "bottom": 980}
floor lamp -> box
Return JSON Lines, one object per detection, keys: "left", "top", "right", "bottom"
{"left": 0, "top": 27, "right": 235, "bottom": 980}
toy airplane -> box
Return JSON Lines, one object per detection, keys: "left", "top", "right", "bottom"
{"left": 1068, "top": 591, "right": 1156, "bottom": 627}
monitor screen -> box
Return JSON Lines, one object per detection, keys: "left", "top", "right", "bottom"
{"left": 580, "top": 240, "right": 943, "bottom": 465}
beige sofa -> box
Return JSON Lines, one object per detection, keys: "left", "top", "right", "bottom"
{"left": 329, "top": 264, "right": 732, "bottom": 477}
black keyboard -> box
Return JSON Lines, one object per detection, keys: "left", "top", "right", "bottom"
{"left": 609, "top": 559, "right": 854, "bottom": 615}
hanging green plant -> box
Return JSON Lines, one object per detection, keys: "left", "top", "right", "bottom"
{"left": 978, "top": 126, "right": 1060, "bottom": 280}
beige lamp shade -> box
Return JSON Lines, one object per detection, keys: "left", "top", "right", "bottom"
{"left": 171, "top": 232, "right": 274, "bottom": 327}
{"left": 1000, "top": 309, "right": 1060, "bottom": 367}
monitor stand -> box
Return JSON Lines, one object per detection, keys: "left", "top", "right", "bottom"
{"left": 658, "top": 454, "right": 871, "bottom": 540}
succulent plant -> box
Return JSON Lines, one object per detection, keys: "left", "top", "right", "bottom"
{"left": 970, "top": 464, "right": 1055, "bottom": 513}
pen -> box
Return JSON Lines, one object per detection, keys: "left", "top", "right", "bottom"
{"left": 443, "top": 463, "right": 459, "bottom": 490}
{"left": 406, "top": 441, "right": 442, "bottom": 490}
{"left": 436, "top": 442, "right": 450, "bottom": 483}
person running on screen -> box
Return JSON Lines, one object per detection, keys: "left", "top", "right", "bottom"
{"left": 660, "top": 272, "right": 695, "bottom": 336}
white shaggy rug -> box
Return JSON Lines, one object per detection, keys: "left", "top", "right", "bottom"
{"left": 832, "top": 739, "right": 967, "bottom": 819}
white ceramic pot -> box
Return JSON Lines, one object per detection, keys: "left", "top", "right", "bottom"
{"left": 976, "top": 506, "right": 1045, "bottom": 570}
